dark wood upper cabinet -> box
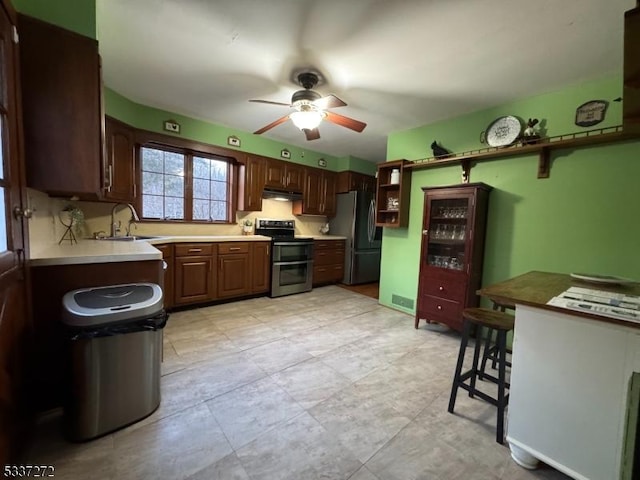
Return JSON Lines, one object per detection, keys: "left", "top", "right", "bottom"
{"left": 18, "top": 14, "right": 103, "bottom": 198}
{"left": 415, "top": 183, "right": 492, "bottom": 332}
{"left": 237, "top": 154, "right": 265, "bottom": 212}
{"left": 375, "top": 160, "right": 411, "bottom": 228}
{"left": 104, "top": 116, "right": 136, "bottom": 203}
{"left": 265, "top": 158, "right": 304, "bottom": 192}
{"left": 337, "top": 171, "right": 376, "bottom": 193}
{"left": 624, "top": 5, "right": 640, "bottom": 134}
{"left": 293, "top": 167, "right": 337, "bottom": 217}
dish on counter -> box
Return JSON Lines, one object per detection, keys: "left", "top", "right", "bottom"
{"left": 570, "top": 273, "right": 636, "bottom": 285}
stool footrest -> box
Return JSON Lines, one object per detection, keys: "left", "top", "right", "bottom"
{"left": 457, "top": 382, "right": 510, "bottom": 408}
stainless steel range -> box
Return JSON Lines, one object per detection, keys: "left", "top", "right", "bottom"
{"left": 255, "top": 219, "right": 314, "bottom": 298}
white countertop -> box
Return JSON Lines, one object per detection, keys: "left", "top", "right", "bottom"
{"left": 29, "top": 234, "right": 346, "bottom": 267}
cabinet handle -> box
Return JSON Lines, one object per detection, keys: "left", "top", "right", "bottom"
{"left": 106, "top": 165, "right": 113, "bottom": 192}
{"left": 188, "top": 248, "right": 202, "bottom": 253}
{"left": 229, "top": 247, "right": 241, "bottom": 251}
{"left": 438, "top": 286, "right": 444, "bottom": 291}
{"left": 437, "top": 305, "right": 443, "bottom": 310}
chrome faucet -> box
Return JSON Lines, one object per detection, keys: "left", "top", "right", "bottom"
{"left": 110, "top": 203, "right": 140, "bottom": 237}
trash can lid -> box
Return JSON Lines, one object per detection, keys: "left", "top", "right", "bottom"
{"left": 62, "top": 283, "right": 163, "bottom": 327}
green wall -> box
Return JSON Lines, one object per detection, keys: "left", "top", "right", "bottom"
{"left": 13, "top": 0, "right": 96, "bottom": 38}
{"left": 106, "top": 88, "right": 351, "bottom": 172}
{"left": 381, "top": 74, "right": 640, "bottom": 313}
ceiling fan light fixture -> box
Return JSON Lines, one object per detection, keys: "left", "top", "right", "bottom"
{"left": 290, "top": 110, "right": 323, "bottom": 131}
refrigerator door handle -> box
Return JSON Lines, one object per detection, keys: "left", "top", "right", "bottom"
{"left": 368, "top": 199, "right": 376, "bottom": 244}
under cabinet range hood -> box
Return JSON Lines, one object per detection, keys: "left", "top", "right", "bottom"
{"left": 261, "top": 188, "right": 303, "bottom": 202}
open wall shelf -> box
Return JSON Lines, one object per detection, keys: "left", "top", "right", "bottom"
{"left": 406, "top": 126, "right": 639, "bottom": 181}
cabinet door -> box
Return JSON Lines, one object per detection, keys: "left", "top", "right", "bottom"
{"left": 302, "top": 168, "right": 322, "bottom": 214}
{"left": 238, "top": 154, "right": 265, "bottom": 211}
{"left": 285, "top": 163, "right": 305, "bottom": 191}
{"left": 624, "top": 7, "right": 640, "bottom": 133}
{"left": 18, "top": 14, "right": 102, "bottom": 198}
{"left": 218, "top": 254, "right": 250, "bottom": 298}
{"left": 154, "top": 244, "right": 174, "bottom": 309}
{"left": 104, "top": 116, "right": 136, "bottom": 202}
{"left": 174, "top": 256, "right": 215, "bottom": 304}
{"left": 250, "top": 242, "right": 270, "bottom": 294}
{"left": 265, "top": 159, "right": 286, "bottom": 189}
{"left": 321, "top": 171, "right": 337, "bottom": 216}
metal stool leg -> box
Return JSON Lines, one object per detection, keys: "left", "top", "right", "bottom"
{"left": 479, "top": 327, "right": 494, "bottom": 380}
{"left": 448, "top": 320, "right": 471, "bottom": 413}
{"left": 496, "top": 329, "right": 507, "bottom": 444}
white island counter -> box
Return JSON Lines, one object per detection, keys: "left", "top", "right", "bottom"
{"left": 479, "top": 271, "right": 640, "bottom": 480}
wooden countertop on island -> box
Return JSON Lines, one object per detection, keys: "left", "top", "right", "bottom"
{"left": 478, "top": 271, "right": 640, "bottom": 330}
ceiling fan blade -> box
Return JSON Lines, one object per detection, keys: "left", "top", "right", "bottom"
{"left": 249, "top": 99, "right": 291, "bottom": 107}
{"left": 324, "top": 111, "right": 367, "bottom": 132}
{"left": 303, "top": 128, "right": 320, "bottom": 141}
{"left": 314, "top": 94, "right": 347, "bottom": 109}
{"left": 254, "top": 115, "right": 291, "bottom": 135}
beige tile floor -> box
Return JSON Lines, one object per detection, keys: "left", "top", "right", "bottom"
{"left": 26, "top": 286, "right": 571, "bottom": 480}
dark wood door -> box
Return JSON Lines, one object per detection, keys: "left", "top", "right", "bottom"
{"left": 285, "top": 163, "right": 304, "bottom": 192}
{"left": 303, "top": 168, "right": 322, "bottom": 214}
{"left": 104, "top": 116, "right": 136, "bottom": 203}
{"left": 250, "top": 242, "right": 270, "bottom": 294}
{"left": 218, "top": 254, "right": 250, "bottom": 298}
{"left": 175, "top": 256, "right": 215, "bottom": 304}
{"left": 238, "top": 154, "right": 265, "bottom": 211}
{"left": 264, "top": 158, "right": 286, "bottom": 189}
{"left": 0, "top": 0, "right": 32, "bottom": 464}
{"left": 18, "top": 14, "right": 102, "bottom": 198}
{"left": 321, "top": 171, "right": 337, "bottom": 217}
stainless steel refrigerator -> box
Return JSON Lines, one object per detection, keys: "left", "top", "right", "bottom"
{"left": 329, "top": 191, "right": 382, "bottom": 285}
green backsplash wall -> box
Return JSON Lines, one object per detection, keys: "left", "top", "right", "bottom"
{"left": 105, "top": 88, "right": 344, "bottom": 171}
{"left": 13, "top": 0, "right": 96, "bottom": 38}
{"left": 381, "top": 74, "right": 640, "bottom": 314}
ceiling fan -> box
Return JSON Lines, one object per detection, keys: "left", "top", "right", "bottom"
{"left": 250, "top": 71, "right": 366, "bottom": 141}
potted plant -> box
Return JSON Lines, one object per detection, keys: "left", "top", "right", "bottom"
{"left": 242, "top": 219, "right": 253, "bottom": 235}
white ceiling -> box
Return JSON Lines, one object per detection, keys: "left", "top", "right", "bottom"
{"left": 96, "top": 0, "right": 634, "bottom": 163}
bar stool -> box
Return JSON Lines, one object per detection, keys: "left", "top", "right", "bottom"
{"left": 479, "top": 301, "right": 515, "bottom": 380}
{"left": 448, "top": 307, "right": 514, "bottom": 444}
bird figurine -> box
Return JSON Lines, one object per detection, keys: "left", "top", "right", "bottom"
{"left": 431, "top": 141, "right": 451, "bottom": 158}
{"left": 523, "top": 118, "right": 540, "bottom": 144}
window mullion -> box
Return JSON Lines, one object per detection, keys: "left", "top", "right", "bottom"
{"left": 184, "top": 153, "right": 194, "bottom": 221}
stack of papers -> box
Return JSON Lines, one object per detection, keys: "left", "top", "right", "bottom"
{"left": 547, "top": 287, "right": 640, "bottom": 324}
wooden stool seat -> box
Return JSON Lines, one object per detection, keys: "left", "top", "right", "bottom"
{"left": 461, "top": 307, "right": 514, "bottom": 331}
{"left": 448, "top": 307, "right": 514, "bottom": 444}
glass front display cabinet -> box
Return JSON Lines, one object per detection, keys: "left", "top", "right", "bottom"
{"left": 415, "top": 183, "right": 492, "bottom": 331}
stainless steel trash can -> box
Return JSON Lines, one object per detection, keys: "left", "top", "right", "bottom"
{"left": 61, "top": 283, "right": 167, "bottom": 441}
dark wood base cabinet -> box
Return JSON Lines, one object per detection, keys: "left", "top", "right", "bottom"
{"left": 313, "top": 239, "right": 346, "bottom": 286}
{"left": 415, "top": 183, "right": 492, "bottom": 332}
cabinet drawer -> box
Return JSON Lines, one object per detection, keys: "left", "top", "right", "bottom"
{"left": 420, "top": 295, "right": 463, "bottom": 324}
{"left": 313, "top": 264, "right": 344, "bottom": 284}
{"left": 421, "top": 274, "right": 466, "bottom": 302}
{"left": 218, "top": 242, "right": 249, "bottom": 255}
{"left": 154, "top": 244, "right": 173, "bottom": 259}
{"left": 315, "top": 239, "right": 345, "bottom": 250}
{"left": 314, "top": 249, "right": 345, "bottom": 266}
{"left": 175, "top": 243, "right": 214, "bottom": 257}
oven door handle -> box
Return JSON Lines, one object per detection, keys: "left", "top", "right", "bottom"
{"left": 273, "top": 260, "right": 313, "bottom": 266}
{"left": 273, "top": 241, "right": 313, "bottom": 247}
